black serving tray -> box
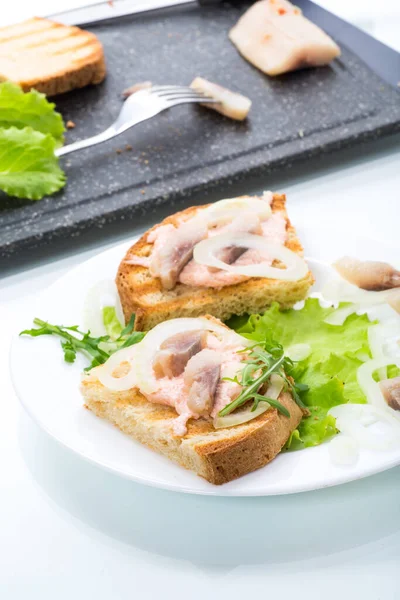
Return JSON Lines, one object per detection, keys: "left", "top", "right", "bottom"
{"left": 1, "top": 0, "right": 399, "bottom": 263}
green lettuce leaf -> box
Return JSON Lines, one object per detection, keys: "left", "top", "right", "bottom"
{"left": 0, "top": 127, "right": 66, "bottom": 200}
{"left": 102, "top": 307, "right": 123, "bottom": 340}
{"left": 230, "top": 299, "right": 373, "bottom": 450}
{"left": 0, "top": 82, "right": 64, "bottom": 143}
{"left": 372, "top": 364, "right": 400, "bottom": 382}
{"left": 232, "top": 298, "right": 371, "bottom": 362}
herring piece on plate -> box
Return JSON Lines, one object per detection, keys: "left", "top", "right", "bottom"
{"left": 147, "top": 217, "right": 208, "bottom": 290}
{"left": 184, "top": 349, "right": 221, "bottom": 416}
{"left": 190, "top": 77, "right": 251, "bottom": 121}
{"left": 117, "top": 193, "right": 314, "bottom": 331}
{"left": 229, "top": 0, "right": 341, "bottom": 77}
{"left": 379, "top": 377, "right": 400, "bottom": 411}
{"left": 334, "top": 256, "right": 400, "bottom": 291}
{"left": 153, "top": 330, "right": 206, "bottom": 378}
{"left": 81, "top": 315, "right": 303, "bottom": 484}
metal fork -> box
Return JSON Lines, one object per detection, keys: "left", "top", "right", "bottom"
{"left": 55, "top": 85, "right": 217, "bottom": 157}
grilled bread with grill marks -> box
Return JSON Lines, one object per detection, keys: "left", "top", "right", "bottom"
{"left": 0, "top": 17, "right": 105, "bottom": 95}
{"left": 81, "top": 369, "right": 303, "bottom": 485}
{"left": 117, "top": 194, "right": 314, "bottom": 331}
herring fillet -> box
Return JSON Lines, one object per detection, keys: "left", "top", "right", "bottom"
{"left": 153, "top": 330, "right": 206, "bottom": 378}
{"left": 190, "top": 77, "right": 252, "bottom": 121}
{"left": 229, "top": 0, "right": 340, "bottom": 77}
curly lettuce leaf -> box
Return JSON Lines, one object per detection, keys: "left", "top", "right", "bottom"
{"left": 372, "top": 364, "right": 400, "bottom": 382}
{"left": 230, "top": 299, "right": 373, "bottom": 450}
{"left": 0, "top": 82, "right": 64, "bottom": 143}
{"left": 0, "top": 127, "right": 66, "bottom": 200}
{"left": 102, "top": 307, "right": 123, "bottom": 340}
{"left": 232, "top": 298, "right": 372, "bottom": 362}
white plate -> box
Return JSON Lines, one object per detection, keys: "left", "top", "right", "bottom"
{"left": 10, "top": 225, "right": 400, "bottom": 496}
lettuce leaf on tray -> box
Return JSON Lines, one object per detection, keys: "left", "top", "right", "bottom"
{"left": 0, "top": 81, "right": 65, "bottom": 143}
{"left": 0, "top": 127, "right": 66, "bottom": 200}
{"left": 0, "top": 82, "right": 66, "bottom": 200}
{"left": 229, "top": 298, "right": 373, "bottom": 450}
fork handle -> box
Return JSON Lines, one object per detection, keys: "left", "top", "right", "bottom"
{"left": 55, "top": 126, "right": 116, "bottom": 157}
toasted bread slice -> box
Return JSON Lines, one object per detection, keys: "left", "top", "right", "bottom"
{"left": 0, "top": 17, "right": 105, "bottom": 95}
{"left": 117, "top": 194, "right": 314, "bottom": 331}
{"left": 81, "top": 373, "right": 303, "bottom": 485}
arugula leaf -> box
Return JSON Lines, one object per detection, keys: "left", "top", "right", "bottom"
{"left": 0, "top": 127, "right": 66, "bottom": 200}
{"left": 230, "top": 299, "right": 373, "bottom": 450}
{"left": 219, "top": 338, "right": 306, "bottom": 419}
{"left": 20, "top": 319, "right": 110, "bottom": 369}
{"left": 0, "top": 82, "right": 64, "bottom": 143}
{"left": 20, "top": 316, "right": 145, "bottom": 370}
{"left": 120, "top": 314, "right": 136, "bottom": 337}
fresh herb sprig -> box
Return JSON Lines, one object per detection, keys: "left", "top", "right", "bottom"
{"left": 218, "top": 339, "right": 308, "bottom": 418}
{"left": 20, "top": 314, "right": 144, "bottom": 370}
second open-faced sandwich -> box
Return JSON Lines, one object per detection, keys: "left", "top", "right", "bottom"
{"left": 117, "top": 192, "right": 314, "bottom": 331}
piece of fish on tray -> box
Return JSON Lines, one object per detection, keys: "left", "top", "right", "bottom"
{"left": 229, "top": 0, "right": 340, "bottom": 76}
{"left": 190, "top": 77, "right": 252, "bottom": 121}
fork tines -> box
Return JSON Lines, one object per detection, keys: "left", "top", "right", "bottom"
{"left": 149, "top": 85, "right": 216, "bottom": 103}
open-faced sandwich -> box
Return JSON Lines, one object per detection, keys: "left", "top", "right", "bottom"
{"left": 81, "top": 315, "right": 305, "bottom": 484}
{"left": 117, "top": 192, "right": 314, "bottom": 331}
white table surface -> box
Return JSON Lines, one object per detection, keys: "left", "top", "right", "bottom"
{"left": 1, "top": 2, "right": 400, "bottom": 599}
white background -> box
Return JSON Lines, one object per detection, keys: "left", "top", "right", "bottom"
{"left": 1, "top": 2, "right": 400, "bottom": 599}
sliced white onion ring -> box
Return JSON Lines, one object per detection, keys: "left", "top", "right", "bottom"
{"left": 357, "top": 357, "right": 400, "bottom": 423}
{"left": 135, "top": 317, "right": 248, "bottom": 395}
{"left": 96, "top": 344, "right": 140, "bottom": 392}
{"left": 213, "top": 373, "right": 284, "bottom": 429}
{"left": 328, "top": 435, "right": 360, "bottom": 466}
{"left": 83, "top": 280, "right": 124, "bottom": 337}
{"left": 265, "top": 373, "right": 285, "bottom": 399}
{"left": 367, "top": 302, "right": 400, "bottom": 325}
{"left": 321, "top": 276, "right": 400, "bottom": 307}
{"left": 367, "top": 305, "right": 400, "bottom": 363}
{"left": 213, "top": 402, "right": 270, "bottom": 429}
{"left": 204, "top": 196, "right": 272, "bottom": 226}
{"left": 193, "top": 233, "right": 308, "bottom": 281}
{"left": 368, "top": 325, "right": 389, "bottom": 381}
{"left": 329, "top": 404, "right": 400, "bottom": 451}
{"left": 286, "top": 343, "right": 311, "bottom": 361}
{"left": 324, "top": 304, "right": 361, "bottom": 326}
{"left": 96, "top": 317, "right": 248, "bottom": 393}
